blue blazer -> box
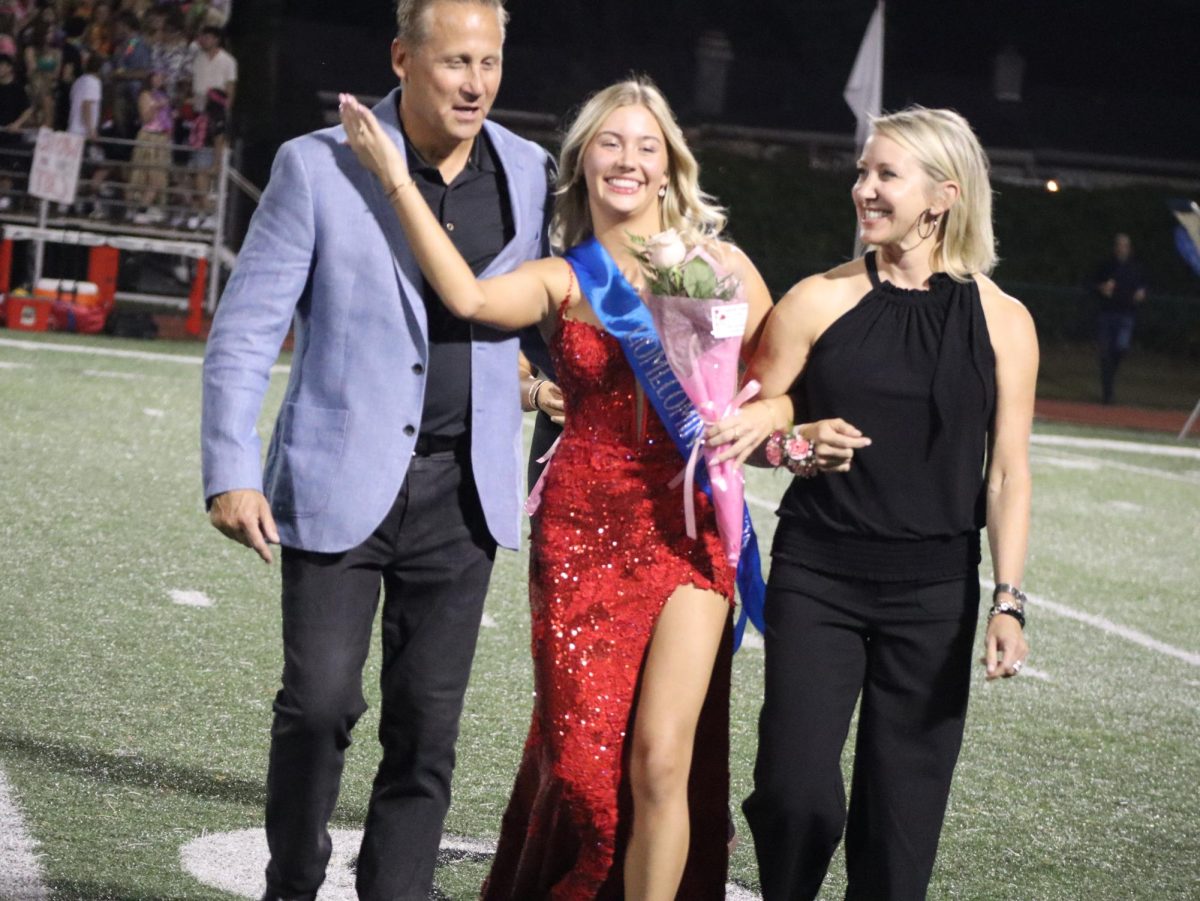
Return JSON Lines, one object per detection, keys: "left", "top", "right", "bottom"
{"left": 201, "top": 89, "right": 553, "bottom": 552}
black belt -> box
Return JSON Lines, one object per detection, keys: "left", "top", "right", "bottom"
{"left": 413, "top": 432, "right": 467, "bottom": 456}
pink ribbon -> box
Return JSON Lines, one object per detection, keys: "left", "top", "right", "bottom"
{"left": 670, "top": 379, "right": 761, "bottom": 539}
{"left": 523, "top": 434, "right": 562, "bottom": 516}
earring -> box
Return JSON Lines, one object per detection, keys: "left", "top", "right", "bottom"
{"left": 658, "top": 186, "right": 667, "bottom": 198}
{"left": 917, "top": 210, "right": 939, "bottom": 240}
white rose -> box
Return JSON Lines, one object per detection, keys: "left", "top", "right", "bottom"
{"left": 644, "top": 228, "right": 687, "bottom": 269}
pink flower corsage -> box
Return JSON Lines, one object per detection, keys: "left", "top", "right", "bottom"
{"left": 765, "top": 426, "right": 818, "bottom": 478}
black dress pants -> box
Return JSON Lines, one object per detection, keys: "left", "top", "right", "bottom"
{"left": 743, "top": 561, "right": 979, "bottom": 901}
{"left": 263, "top": 451, "right": 496, "bottom": 901}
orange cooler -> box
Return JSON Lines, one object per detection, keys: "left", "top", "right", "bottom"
{"left": 6, "top": 293, "right": 53, "bottom": 331}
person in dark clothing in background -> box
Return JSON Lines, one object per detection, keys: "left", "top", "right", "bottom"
{"left": 0, "top": 51, "right": 30, "bottom": 211}
{"left": 1093, "top": 232, "right": 1149, "bottom": 405}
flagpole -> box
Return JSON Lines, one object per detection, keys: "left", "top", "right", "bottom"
{"left": 845, "top": 1, "right": 885, "bottom": 258}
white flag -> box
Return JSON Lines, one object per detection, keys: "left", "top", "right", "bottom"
{"left": 844, "top": 1, "right": 884, "bottom": 147}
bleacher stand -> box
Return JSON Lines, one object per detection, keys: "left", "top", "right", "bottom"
{"left": 0, "top": 0, "right": 244, "bottom": 333}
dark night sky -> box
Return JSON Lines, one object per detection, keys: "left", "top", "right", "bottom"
{"left": 280, "top": 0, "right": 1198, "bottom": 97}
{"left": 241, "top": 1, "right": 1199, "bottom": 161}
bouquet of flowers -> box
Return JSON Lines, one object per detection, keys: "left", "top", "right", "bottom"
{"left": 631, "top": 229, "right": 759, "bottom": 568}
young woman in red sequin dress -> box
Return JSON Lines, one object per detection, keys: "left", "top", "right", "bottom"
{"left": 340, "top": 76, "right": 772, "bottom": 899}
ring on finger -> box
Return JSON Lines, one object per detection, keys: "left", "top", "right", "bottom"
{"left": 1011, "top": 659, "right": 1024, "bottom": 674}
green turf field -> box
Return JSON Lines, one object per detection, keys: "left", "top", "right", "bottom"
{"left": 1, "top": 332, "right": 1198, "bottom": 900}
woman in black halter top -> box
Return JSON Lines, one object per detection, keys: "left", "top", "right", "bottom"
{"left": 709, "top": 107, "right": 1038, "bottom": 900}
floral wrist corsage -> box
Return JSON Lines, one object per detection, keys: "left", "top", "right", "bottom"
{"left": 764, "top": 426, "right": 819, "bottom": 478}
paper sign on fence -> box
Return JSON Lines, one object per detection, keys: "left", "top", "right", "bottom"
{"left": 28, "top": 128, "right": 84, "bottom": 205}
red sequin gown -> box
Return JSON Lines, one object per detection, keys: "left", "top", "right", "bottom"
{"left": 482, "top": 306, "right": 736, "bottom": 900}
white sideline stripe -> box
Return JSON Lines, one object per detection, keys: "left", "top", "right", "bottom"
{"left": 82, "top": 368, "right": 141, "bottom": 380}
{"left": 480, "top": 612, "right": 498, "bottom": 628}
{"left": 1031, "top": 433, "right": 1200, "bottom": 460}
{"left": 181, "top": 828, "right": 762, "bottom": 899}
{"left": 0, "top": 337, "right": 292, "bottom": 374}
{"left": 0, "top": 340, "right": 1194, "bottom": 460}
{"left": 143, "top": 407, "right": 165, "bottom": 417}
{"left": 0, "top": 360, "right": 32, "bottom": 369}
{"left": 0, "top": 768, "right": 50, "bottom": 900}
{"left": 1033, "top": 448, "right": 1200, "bottom": 485}
{"left": 1031, "top": 451, "right": 1101, "bottom": 472}
{"left": 981, "top": 579, "right": 1200, "bottom": 668}
{"left": 1, "top": 336, "right": 207, "bottom": 364}
{"left": 169, "top": 589, "right": 214, "bottom": 608}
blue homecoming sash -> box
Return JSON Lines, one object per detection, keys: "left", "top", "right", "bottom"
{"left": 565, "top": 237, "right": 766, "bottom": 649}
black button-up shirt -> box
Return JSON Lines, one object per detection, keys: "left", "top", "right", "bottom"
{"left": 401, "top": 118, "right": 515, "bottom": 439}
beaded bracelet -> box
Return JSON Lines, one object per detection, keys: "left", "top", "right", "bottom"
{"left": 987, "top": 582, "right": 1027, "bottom": 628}
{"left": 987, "top": 601, "right": 1026, "bottom": 629}
{"left": 764, "top": 426, "right": 818, "bottom": 478}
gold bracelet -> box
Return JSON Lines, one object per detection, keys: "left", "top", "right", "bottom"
{"left": 386, "top": 178, "right": 415, "bottom": 201}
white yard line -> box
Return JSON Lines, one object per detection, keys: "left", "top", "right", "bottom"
{"left": 1031, "top": 433, "right": 1200, "bottom": 460}
{"left": 0, "top": 336, "right": 207, "bottom": 365}
{"left": 1018, "top": 664, "right": 1052, "bottom": 681}
{"left": 82, "top": 368, "right": 142, "bottom": 380}
{"left": 981, "top": 579, "right": 1200, "bottom": 668}
{"left": 1032, "top": 448, "right": 1200, "bottom": 485}
{"left": 0, "top": 768, "right": 50, "bottom": 901}
{"left": 0, "top": 337, "right": 291, "bottom": 374}
{"left": 0, "top": 341, "right": 1196, "bottom": 464}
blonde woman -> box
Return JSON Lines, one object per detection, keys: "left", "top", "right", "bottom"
{"left": 708, "top": 107, "right": 1036, "bottom": 900}
{"left": 341, "top": 76, "right": 771, "bottom": 900}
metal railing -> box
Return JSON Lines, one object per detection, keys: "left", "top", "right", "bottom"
{"left": 0, "top": 130, "right": 257, "bottom": 313}
{"left": 315, "top": 92, "right": 1200, "bottom": 192}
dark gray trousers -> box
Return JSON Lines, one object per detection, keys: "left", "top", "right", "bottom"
{"left": 263, "top": 451, "right": 496, "bottom": 901}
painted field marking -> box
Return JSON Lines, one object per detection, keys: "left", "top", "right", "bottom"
{"left": 0, "top": 337, "right": 290, "bottom": 374}
{"left": 1030, "top": 451, "right": 1102, "bottom": 472}
{"left": 0, "top": 767, "right": 50, "bottom": 901}
{"left": 1018, "top": 664, "right": 1052, "bottom": 681}
{"left": 0, "top": 359, "right": 33, "bottom": 369}
{"left": 1032, "top": 448, "right": 1200, "bottom": 485}
{"left": 180, "top": 827, "right": 763, "bottom": 899}
{"left": 1031, "top": 433, "right": 1200, "bottom": 460}
{"left": 169, "top": 589, "right": 215, "bottom": 608}
{"left": 82, "top": 368, "right": 142, "bottom": 380}
{"left": 739, "top": 630, "right": 765, "bottom": 650}
{"left": 480, "top": 612, "right": 498, "bottom": 629}
{"left": 1, "top": 336, "right": 208, "bottom": 365}
{"left": 143, "top": 408, "right": 166, "bottom": 418}
{"left": 3, "top": 338, "right": 1194, "bottom": 466}
{"left": 981, "top": 579, "right": 1200, "bottom": 668}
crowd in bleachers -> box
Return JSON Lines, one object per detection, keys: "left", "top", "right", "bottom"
{"left": 0, "top": 0, "right": 236, "bottom": 229}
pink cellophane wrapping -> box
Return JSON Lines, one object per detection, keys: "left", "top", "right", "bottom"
{"left": 644, "top": 248, "right": 757, "bottom": 568}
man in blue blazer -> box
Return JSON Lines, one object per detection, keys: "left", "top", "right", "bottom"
{"left": 200, "top": 1, "right": 552, "bottom": 897}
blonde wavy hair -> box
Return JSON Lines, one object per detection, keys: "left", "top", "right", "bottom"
{"left": 551, "top": 77, "right": 726, "bottom": 252}
{"left": 870, "top": 106, "right": 997, "bottom": 280}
